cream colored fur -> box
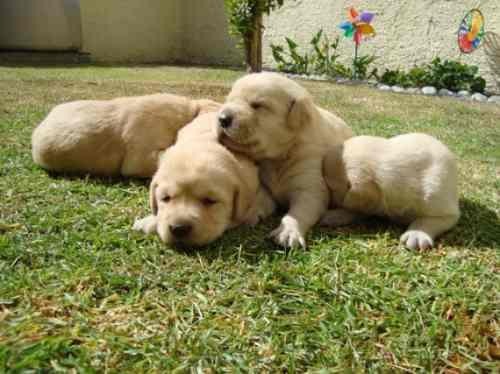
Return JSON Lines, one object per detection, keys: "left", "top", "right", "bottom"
{"left": 32, "top": 94, "right": 220, "bottom": 177}
{"left": 133, "top": 112, "right": 275, "bottom": 246}
{"left": 217, "top": 72, "right": 353, "bottom": 248}
{"left": 321, "top": 133, "right": 460, "bottom": 250}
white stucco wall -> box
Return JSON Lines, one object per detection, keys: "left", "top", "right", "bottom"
{"left": 263, "top": 0, "right": 500, "bottom": 91}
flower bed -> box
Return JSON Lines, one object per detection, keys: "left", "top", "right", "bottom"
{"left": 272, "top": 33, "right": 498, "bottom": 104}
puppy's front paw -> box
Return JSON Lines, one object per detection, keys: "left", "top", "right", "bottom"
{"left": 400, "top": 230, "right": 434, "bottom": 250}
{"left": 269, "top": 216, "right": 306, "bottom": 249}
{"left": 133, "top": 215, "right": 158, "bottom": 235}
{"left": 320, "top": 209, "right": 357, "bottom": 227}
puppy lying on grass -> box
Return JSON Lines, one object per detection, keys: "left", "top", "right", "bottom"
{"left": 32, "top": 94, "right": 220, "bottom": 177}
{"left": 133, "top": 112, "right": 275, "bottom": 246}
{"left": 321, "top": 133, "right": 460, "bottom": 250}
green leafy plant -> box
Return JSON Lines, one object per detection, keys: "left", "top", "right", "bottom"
{"left": 271, "top": 30, "right": 371, "bottom": 79}
{"left": 224, "top": 0, "right": 294, "bottom": 72}
{"left": 271, "top": 37, "right": 311, "bottom": 75}
{"left": 309, "top": 30, "right": 343, "bottom": 77}
{"left": 352, "top": 54, "right": 377, "bottom": 80}
{"left": 470, "top": 76, "right": 487, "bottom": 93}
{"left": 406, "top": 66, "right": 428, "bottom": 87}
{"left": 425, "top": 58, "right": 486, "bottom": 92}
{"left": 379, "top": 69, "right": 414, "bottom": 87}
{"left": 378, "top": 59, "right": 486, "bottom": 93}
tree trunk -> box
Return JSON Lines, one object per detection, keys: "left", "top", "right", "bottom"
{"left": 246, "top": 12, "right": 263, "bottom": 72}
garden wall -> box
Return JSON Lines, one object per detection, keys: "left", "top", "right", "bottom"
{"left": 263, "top": 0, "right": 500, "bottom": 92}
{"left": 80, "top": 0, "right": 183, "bottom": 63}
{"left": 79, "top": 0, "right": 241, "bottom": 66}
{"left": 0, "top": 0, "right": 81, "bottom": 51}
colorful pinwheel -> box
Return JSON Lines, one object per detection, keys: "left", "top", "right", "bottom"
{"left": 339, "top": 7, "right": 376, "bottom": 79}
{"left": 339, "top": 7, "right": 376, "bottom": 46}
{"left": 458, "top": 9, "right": 485, "bottom": 54}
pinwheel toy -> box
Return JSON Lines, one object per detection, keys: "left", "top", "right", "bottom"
{"left": 458, "top": 9, "right": 485, "bottom": 54}
{"left": 339, "top": 7, "right": 376, "bottom": 46}
{"left": 339, "top": 7, "right": 376, "bottom": 79}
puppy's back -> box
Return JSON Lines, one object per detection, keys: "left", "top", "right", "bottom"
{"left": 382, "top": 133, "right": 459, "bottom": 216}
{"left": 32, "top": 93, "right": 212, "bottom": 176}
{"left": 332, "top": 133, "right": 459, "bottom": 219}
{"left": 32, "top": 100, "right": 124, "bottom": 174}
{"left": 175, "top": 111, "right": 220, "bottom": 144}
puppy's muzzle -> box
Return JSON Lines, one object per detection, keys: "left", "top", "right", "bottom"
{"left": 218, "top": 111, "right": 234, "bottom": 129}
{"left": 169, "top": 223, "right": 192, "bottom": 239}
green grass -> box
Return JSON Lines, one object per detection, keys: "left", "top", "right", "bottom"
{"left": 0, "top": 65, "right": 499, "bottom": 372}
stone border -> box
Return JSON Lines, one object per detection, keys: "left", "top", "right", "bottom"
{"left": 287, "top": 73, "right": 500, "bottom": 104}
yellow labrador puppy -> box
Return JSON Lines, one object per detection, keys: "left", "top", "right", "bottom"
{"left": 32, "top": 94, "right": 220, "bottom": 177}
{"left": 217, "top": 72, "right": 353, "bottom": 248}
{"left": 321, "top": 133, "right": 460, "bottom": 250}
{"left": 133, "top": 112, "right": 275, "bottom": 246}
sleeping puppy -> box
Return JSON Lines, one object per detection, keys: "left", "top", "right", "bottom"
{"left": 217, "top": 72, "right": 353, "bottom": 248}
{"left": 32, "top": 94, "right": 220, "bottom": 178}
{"left": 321, "top": 133, "right": 460, "bottom": 250}
{"left": 133, "top": 112, "right": 275, "bottom": 246}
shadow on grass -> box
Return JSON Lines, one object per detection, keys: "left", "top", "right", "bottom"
{"left": 172, "top": 216, "right": 284, "bottom": 264}
{"left": 445, "top": 198, "right": 500, "bottom": 248}
{"left": 45, "top": 170, "right": 150, "bottom": 188}
{"left": 314, "top": 198, "right": 499, "bottom": 250}
{"left": 0, "top": 60, "right": 245, "bottom": 72}
{"left": 139, "top": 197, "right": 499, "bottom": 263}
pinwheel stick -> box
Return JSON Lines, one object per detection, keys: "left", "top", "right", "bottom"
{"left": 353, "top": 43, "right": 359, "bottom": 79}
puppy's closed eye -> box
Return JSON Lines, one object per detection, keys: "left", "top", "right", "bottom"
{"left": 202, "top": 197, "right": 217, "bottom": 206}
{"left": 160, "top": 195, "right": 171, "bottom": 203}
{"left": 250, "top": 101, "right": 264, "bottom": 110}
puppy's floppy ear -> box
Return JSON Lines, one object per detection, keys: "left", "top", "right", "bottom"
{"left": 232, "top": 186, "right": 252, "bottom": 224}
{"left": 287, "top": 92, "right": 314, "bottom": 130}
{"left": 149, "top": 178, "right": 159, "bottom": 215}
{"left": 323, "top": 144, "right": 350, "bottom": 207}
{"left": 231, "top": 159, "right": 258, "bottom": 223}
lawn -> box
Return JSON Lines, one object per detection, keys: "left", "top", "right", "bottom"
{"left": 0, "top": 65, "right": 499, "bottom": 372}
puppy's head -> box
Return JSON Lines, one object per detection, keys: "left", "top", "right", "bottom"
{"left": 217, "top": 72, "right": 315, "bottom": 160}
{"left": 149, "top": 142, "right": 256, "bottom": 246}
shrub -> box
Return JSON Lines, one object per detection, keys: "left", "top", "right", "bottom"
{"left": 271, "top": 30, "right": 376, "bottom": 80}
{"left": 378, "top": 59, "right": 486, "bottom": 93}
{"left": 379, "top": 69, "right": 408, "bottom": 87}
{"left": 406, "top": 67, "right": 428, "bottom": 88}
{"left": 426, "top": 58, "right": 486, "bottom": 92}
{"left": 352, "top": 55, "right": 378, "bottom": 81}
{"left": 310, "top": 30, "right": 344, "bottom": 77}
{"left": 271, "top": 37, "right": 311, "bottom": 75}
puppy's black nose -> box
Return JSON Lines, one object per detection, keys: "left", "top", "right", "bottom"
{"left": 218, "top": 112, "right": 233, "bottom": 129}
{"left": 169, "top": 223, "right": 192, "bottom": 238}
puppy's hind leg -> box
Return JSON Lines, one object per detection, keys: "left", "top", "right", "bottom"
{"left": 400, "top": 214, "right": 459, "bottom": 250}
